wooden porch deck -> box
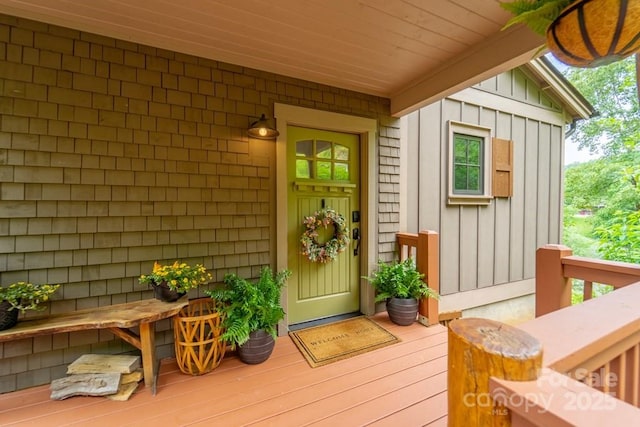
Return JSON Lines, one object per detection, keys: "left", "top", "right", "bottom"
{"left": 0, "top": 313, "right": 448, "bottom": 426}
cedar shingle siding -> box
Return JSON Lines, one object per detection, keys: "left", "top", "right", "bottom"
{"left": 0, "top": 14, "right": 398, "bottom": 392}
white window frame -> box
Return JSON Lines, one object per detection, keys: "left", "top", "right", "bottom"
{"left": 447, "top": 121, "right": 492, "bottom": 206}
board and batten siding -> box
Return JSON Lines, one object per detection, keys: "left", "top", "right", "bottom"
{"left": 402, "top": 67, "right": 567, "bottom": 296}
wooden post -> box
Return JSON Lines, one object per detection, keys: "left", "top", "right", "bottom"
{"left": 139, "top": 321, "right": 157, "bottom": 393}
{"left": 536, "top": 244, "right": 573, "bottom": 317}
{"left": 417, "top": 230, "right": 439, "bottom": 326}
{"left": 448, "top": 318, "right": 542, "bottom": 427}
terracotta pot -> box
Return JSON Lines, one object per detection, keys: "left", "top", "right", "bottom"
{"left": 386, "top": 297, "right": 418, "bottom": 326}
{"left": 237, "top": 329, "right": 275, "bottom": 364}
{"left": 152, "top": 281, "right": 186, "bottom": 302}
{"left": 0, "top": 300, "right": 19, "bottom": 331}
{"left": 546, "top": 0, "right": 640, "bottom": 68}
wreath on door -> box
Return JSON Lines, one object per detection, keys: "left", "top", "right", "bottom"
{"left": 300, "top": 208, "right": 350, "bottom": 263}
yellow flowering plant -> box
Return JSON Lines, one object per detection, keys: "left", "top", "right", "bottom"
{"left": 139, "top": 261, "right": 212, "bottom": 293}
{"left": 0, "top": 282, "right": 60, "bottom": 313}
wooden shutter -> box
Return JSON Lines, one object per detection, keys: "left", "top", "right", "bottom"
{"left": 492, "top": 137, "right": 513, "bottom": 198}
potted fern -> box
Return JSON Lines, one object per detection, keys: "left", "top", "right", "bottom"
{"left": 206, "top": 267, "right": 291, "bottom": 364}
{"left": 363, "top": 258, "right": 438, "bottom": 326}
{"left": 501, "top": 0, "right": 640, "bottom": 68}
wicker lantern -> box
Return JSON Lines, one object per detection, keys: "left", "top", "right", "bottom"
{"left": 546, "top": 0, "right": 640, "bottom": 67}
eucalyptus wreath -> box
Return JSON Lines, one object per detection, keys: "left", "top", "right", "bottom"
{"left": 300, "top": 208, "right": 350, "bottom": 263}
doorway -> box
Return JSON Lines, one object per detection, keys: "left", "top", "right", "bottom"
{"left": 273, "top": 103, "right": 378, "bottom": 330}
{"left": 286, "top": 126, "right": 360, "bottom": 324}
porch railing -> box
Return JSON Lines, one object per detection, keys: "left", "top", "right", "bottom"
{"left": 535, "top": 244, "right": 640, "bottom": 316}
{"left": 448, "top": 245, "right": 640, "bottom": 426}
{"left": 396, "top": 230, "right": 439, "bottom": 326}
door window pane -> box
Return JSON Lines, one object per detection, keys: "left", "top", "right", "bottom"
{"left": 334, "top": 163, "right": 349, "bottom": 180}
{"left": 296, "top": 140, "right": 313, "bottom": 157}
{"left": 296, "top": 159, "right": 311, "bottom": 178}
{"left": 317, "top": 140, "right": 332, "bottom": 159}
{"left": 335, "top": 144, "right": 349, "bottom": 160}
{"left": 317, "top": 161, "right": 332, "bottom": 180}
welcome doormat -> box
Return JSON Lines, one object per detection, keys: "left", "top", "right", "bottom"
{"left": 289, "top": 316, "right": 399, "bottom": 368}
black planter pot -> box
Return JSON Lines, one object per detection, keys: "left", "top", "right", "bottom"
{"left": 0, "top": 300, "right": 19, "bottom": 331}
{"left": 152, "top": 282, "right": 186, "bottom": 302}
{"left": 386, "top": 297, "right": 418, "bottom": 326}
{"left": 237, "top": 329, "right": 276, "bottom": 364}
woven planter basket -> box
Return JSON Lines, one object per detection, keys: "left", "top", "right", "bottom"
{"left": 173, "top": 298, "right": 226, "bottom": 375}
{"left": 547, "top": 0, "right": 640, "bottom": 67}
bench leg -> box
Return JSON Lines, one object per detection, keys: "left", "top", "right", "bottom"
{"left": 139, "top": 321, "right": 158, "bottom": 394}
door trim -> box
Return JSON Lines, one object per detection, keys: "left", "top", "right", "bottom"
{"left": 274, "top": 103, "right": 378, "bottom": 332}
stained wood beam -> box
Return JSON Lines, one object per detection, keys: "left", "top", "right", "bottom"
{"left": 391, "top": 25, "right": 545, "bottom": 117}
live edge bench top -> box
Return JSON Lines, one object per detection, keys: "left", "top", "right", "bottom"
{"left": 0, "top": 297, "right": 189, "bottom": 395}
{"left": 0, "top": 297, "right": 188, "bottom": 342}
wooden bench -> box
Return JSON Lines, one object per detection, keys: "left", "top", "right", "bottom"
{"left": 0, "top": 297, "right": 189, "bottom": 395}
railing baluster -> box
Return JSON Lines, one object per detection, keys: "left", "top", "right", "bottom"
{"left": 603, "top": 361, "right": 610, "bottom": 394}
{"left": 634, "top": 344, "right": 639, "bottom": 407}
{"left": 619, "top": 353, "right": 626, "bottom": 402}
{"left": 584, "top": 280, "right": 593, "bottom": 300}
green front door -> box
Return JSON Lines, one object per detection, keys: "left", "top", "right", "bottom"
{"left": 287, "top": 126, "right": 360, "bottom": 324}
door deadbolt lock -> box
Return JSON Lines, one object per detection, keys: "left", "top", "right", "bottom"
{"left": 352, "top": 227, "right": 360, "bottom": 256}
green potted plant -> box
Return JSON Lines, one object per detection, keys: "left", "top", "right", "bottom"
{"left": 0, "top": 282, "right": 60, "bottom": 331}
{"left": 139, "top": 261, "right": 212, "bottom": 302}
{"left": 206, "top": 267, "right": 291, "bottom": 364}
{"left": 500, "top": 0, "right": 640, "bottom": 68}
{"left": 363, "top": 258, "right": 438, "bottom": 326}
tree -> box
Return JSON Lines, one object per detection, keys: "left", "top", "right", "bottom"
{"left": 564, "top": 160, "right": 617, "bottom": 210}
{"left": 564, "top": 152, "right": 640, "bottom": 263}
{"left": 562, "top": 55, "right": 640, "bottom": 265}
{"left": 565, "top": 152, "right": 640, "bottom": 214}
{"left": 563, "top": 56, "right": 639, "bottom": 156}
{"left": 594, "top": 210, "right": 640, "bottom": 263}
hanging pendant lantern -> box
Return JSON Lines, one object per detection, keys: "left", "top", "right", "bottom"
{"left": 546, "top": 0, "right": 640, "bottom": 68}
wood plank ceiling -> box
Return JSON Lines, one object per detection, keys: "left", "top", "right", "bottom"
{"left": 0, "top": 0, "right": 545, "bottom": 116}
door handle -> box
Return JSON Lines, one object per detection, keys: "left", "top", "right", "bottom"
{"left": 352, "top": 228, "right": 360, "bottom": 256}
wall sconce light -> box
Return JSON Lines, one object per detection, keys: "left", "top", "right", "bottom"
{"left": 247, "top": 114, "right": 279, "bottom": 139}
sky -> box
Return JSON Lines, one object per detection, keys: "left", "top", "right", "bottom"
{"left": 565, "top": 138, "right": 599, "bottom": 165}
{"left": 545, "top": 54, "right": 600, "bottom": 166}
